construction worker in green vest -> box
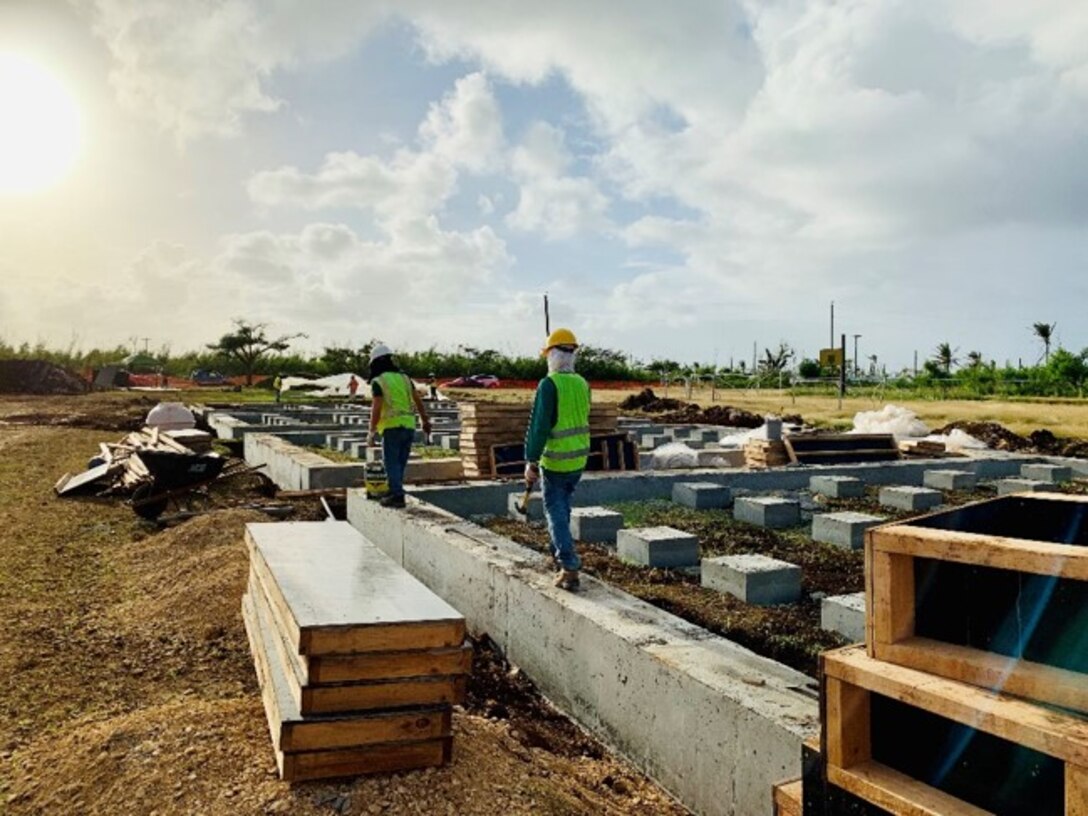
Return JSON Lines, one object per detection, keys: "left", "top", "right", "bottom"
{"left": 367, "top": 344, "right": 431, "bottom": 508}
{"left": 524, "top": 328, "right": 591, "bottom": 591}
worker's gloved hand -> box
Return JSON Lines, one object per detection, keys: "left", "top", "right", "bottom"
{"left": 524, "top": 462, "right": 540, "bottom": 485}
{"left": 421, "top": 419, "right": 432, "bottom": 436}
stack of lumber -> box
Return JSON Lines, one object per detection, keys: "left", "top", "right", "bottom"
{"left": 744, "top": 439, "right": 790, "bottom": 469}
{"left": 458, "top": 401, "right": 619, "bottom": 478}
{"left": 896, "top": 438, "right": 956, "bottom": 459}
{"left": 793, "top": 491, "right": 1088, "bottom": 814}
{"left": 243, "top": 521, "right": 470, "bottom": 782}
{"left": 54, "top": 426, "right": 204, "bottom": 496}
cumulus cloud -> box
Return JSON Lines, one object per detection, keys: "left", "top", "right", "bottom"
{"left": 506, "top": 121, "right": 609, "bottom": 240}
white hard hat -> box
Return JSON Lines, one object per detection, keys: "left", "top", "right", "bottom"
{"left": 369, "top": 343, "right": 393, "bottom": 364}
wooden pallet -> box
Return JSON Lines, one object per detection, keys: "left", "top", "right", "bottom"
{"left": 866, "top": 492, "right": 1088, "bottom": 714}
{"left": 822, "top": 646, "right": 1088, "bottom": 815}
{"left": 785, "top": 433, "right": 900, "bottom": 466}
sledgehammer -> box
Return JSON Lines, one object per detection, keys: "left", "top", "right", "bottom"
{"left": 514, "top": 479, "right": 534, "bottom": 517}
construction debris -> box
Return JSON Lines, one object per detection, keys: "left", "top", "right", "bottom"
{"left": 932, "top": 420, "right": 1031, "bottom": 451}
{"left": 0, "top": 359, "right": 86, "bottom": 394}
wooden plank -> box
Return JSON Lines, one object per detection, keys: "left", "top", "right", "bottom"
{"left": 823, "top": 646, "right": 1088, "bottom": 767}
{"left": 825, "top": 676, "right": 871, "bottom": 769}
{"left": 1069, "top": 764, "right": 1088, "bottom": 816}
{"left": 827, "top": 761, "right": 993, "bottom": 816}
{"left": 307, "top": 642, "right": 473, "bottom": 685}
{"left": 242, "top": 592, "right": 452, "bottom": 754}
{"left": 301, "top": 675, "right": 467, "bottom": 715}
{"left": 869, "top": 525, "right": 1088, "bottom": 580}
{"left": 873, "top": 637, "right": 1088, "bottom": 716}
{"left": 245, "top": 522, "right": 465, "bottom": 656}
{"left": 868, "top": 550, "right": 914, "bottom": 652}
{"left": 772, "top": 778, "right": 803, "bottom": 816}
{"left": 279, "top": 736, "right": 452, "bottom": 783}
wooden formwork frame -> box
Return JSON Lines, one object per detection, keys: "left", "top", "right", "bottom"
{"left": 865, "top": 492, "right": 1088, "bottom": 714}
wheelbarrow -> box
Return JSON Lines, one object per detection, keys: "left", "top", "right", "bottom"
{"left": 129, "top": 451, "right": 272, "bottom": 520}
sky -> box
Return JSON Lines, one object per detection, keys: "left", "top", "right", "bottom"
{"left": 0, "top": 0, "right": 1085, "bottom": 371}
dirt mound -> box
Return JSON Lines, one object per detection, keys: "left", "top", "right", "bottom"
{"left": 933, "top": 421, "right": 1031, "bottom": 451}
{"left": 1030, "top": 429, "right": 1088, "bottom": 459}
{"left": 618, "top": 387, "right": 688, "bottom": 412}
{"left": 619, "top": 388, "right": 798, "bottom": 428}
{"left": 0, "top": 359, "right": 87, "bottom": 395}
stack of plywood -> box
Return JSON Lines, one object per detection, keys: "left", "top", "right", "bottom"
{"left": 243, "top": 521, "right": 471, "bottom": 782}
{"left": 794, "top": 492, "right": 1088, "bottom": 814}
{"left": 744, "top": 439, "right": 790, "bottom": 469}
{"left": 458, "top": 401, "right": 619, "bottom": 478}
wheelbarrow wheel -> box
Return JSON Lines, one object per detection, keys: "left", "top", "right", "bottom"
{"left": 132, "top": 483, "right": 169, "bottom": 520}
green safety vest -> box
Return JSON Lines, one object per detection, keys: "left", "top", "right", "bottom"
{"left": 374, "top": 372, "right": 416, "bottom": 433}
{"left": 540, "top": 372, "right": 591, "bottom": 473}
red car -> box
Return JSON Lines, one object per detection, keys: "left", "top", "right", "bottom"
{"left": 441, "top": 374, "right": 501, "bottom": 389}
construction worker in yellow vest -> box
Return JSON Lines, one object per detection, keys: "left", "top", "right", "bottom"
{"left": 366, "top": 344, "right": 431, "bottom": 508}
{"left": 524, "top": 328, "right": 591, "bottom": 591}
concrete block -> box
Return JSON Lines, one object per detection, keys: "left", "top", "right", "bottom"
{"left": 570, "top": 507, "right": 624, "bottom": 544}
{"left": 808, "top": 475, "right": 864, "bottom": 499}
{"left": 996, "top": 478, "right": 1049, "bottom": 496}
{"left": 439, "top": 434, "right": 460, "bottom": 451}
{"left": 821, "top": 593, "right": 865, "bottom": 642}
{"left": 923, "top": 469, "right": 977, "bottom": 491}
{"left": 733, "top": 497, "right": 801, "bottom": 529}
{"left": 668, "top": 427, "right": 695, "bottom": 440}
{"left": 508, "top": 491, "right": 543, "bottom": 521}
{"left": 692, "top": 428, "right": 721, "bottom": 444}
{"left": 641, "top": 433, "right": 669, "bottom": 449}
{"left": 1020, "top": 463, "right": 1073, "bottom": 483}
{"left": 617, "top": 526, "right": 699, "bottom": 568}
{"left": 811, "top": 512, "right": 885, "bottom": 551}
{"left": 683, "top": 439, "right": 707, "bottom": 450}
{"left": 878, "top": 486, "right": 942, "bottom": 511}
{"left": 672, "top": 482, "right": 733, "bottom": 510}
{"left": 701, "top": 554, "right": 802, "bottom": 606}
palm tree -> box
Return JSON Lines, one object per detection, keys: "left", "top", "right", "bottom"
{"left": 966, "top": 350, "right": 983, "bottom": 368}
{"left": 932, "top": 342, "right": 958, "bottom": 374}
{"left": 1033, "top": 322, "right": 1056, "bottom": 364}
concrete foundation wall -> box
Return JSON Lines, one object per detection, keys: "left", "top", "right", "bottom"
{"left": 245, "top": 433, "right": 365, "bottom": 490}
{"left": 413, "top": 455, "right": 1036, "bottom": 518}
{"left": 347, "top": 492, "right": 818, "bottom": 816}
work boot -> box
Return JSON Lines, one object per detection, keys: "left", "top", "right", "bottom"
{"left": 380, "top": 494, "right": 406, "bottom": 509}
{"left": 554, "top": 569, "right": 580, "bottom": 591}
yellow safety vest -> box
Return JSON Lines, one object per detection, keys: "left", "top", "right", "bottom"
{"left": 540, "top": 373, "right": 590, "bottom": 473}
{"left": 374, "top": 372, "right": 416, "bottom": 433}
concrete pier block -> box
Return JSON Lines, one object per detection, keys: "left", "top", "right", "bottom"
{"left": 996, "top": 478, "right": 1049, "bottom": 496}
{"left": 878, "top": 486, "right": 942, "bottom": 512}
{"left": 808, "top": 475, "right": 864, "bottom": 499}
{"left": 923, "top": 470, "right": 977, "bottom": 491}
{"left": 439, "top": 434, "right": 461, "bottom": 451}
{"left": 821, "top": 593, "right": 865, "bottom": 642}
{"left": 668, "top": 427, "right": 695, "bottom": 440}
{"left": 672, "top": 482, "right": 733, "bottom": 510}
{"left": 701, "top": 554, "right": 802, "bottom": 606}
{"left": 570, "top": 507, "right": 624, "bottom": 544}
{"left": 641, "top": 433, "right": 669, "bottom": 449}
{"left": 733, "top": 497, "right": 801, "bottom": 529}
{"left": 1020, "top": 463, "right": 1073, "bottom": 483}
{"left": 692, "top": 428, "right": 721, "bottom": 444}
{"left": 507, "top": 491, "right": 543, "bottom": 522}
{"left": 811, "top": 512, "right": 885, "bottom": 551}
{"left": 617, "top": 526, "right": 699, "bottom": 568}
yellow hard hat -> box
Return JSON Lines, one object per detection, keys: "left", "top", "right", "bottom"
{"left": 541, "top": 327, "right": 578, "bottom": 356}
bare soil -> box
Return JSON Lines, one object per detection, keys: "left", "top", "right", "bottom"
{"left": 487, "top": 485, "right": 1005, "bottom": 678}
{"left": 0, "top": 396, "right": 688, "bottom": 816}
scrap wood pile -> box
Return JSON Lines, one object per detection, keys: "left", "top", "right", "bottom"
{"left": 0, "top": 359, "right": 87, "bottom": 395}
{"left": 744, "top": 440, "right": 790, "bottom": 469}
{"left": 458, "top": 401, "right": 619, "bottom": 478}
{"left": 243, "top": 522, "right": 470, "bottom": 782}
{"left": 53, "top": 426, "right": 217, "bottom": 497}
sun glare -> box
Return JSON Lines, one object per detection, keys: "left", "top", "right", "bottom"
{"left": 0, "top": 53, "right": 82, "bottom": 195}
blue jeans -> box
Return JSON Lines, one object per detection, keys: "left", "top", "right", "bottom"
{"left": 381, "top": 427, "right": 414, "bottom": 498}
{"left": 542, "top": 468, "right": 582, "bottom": 571}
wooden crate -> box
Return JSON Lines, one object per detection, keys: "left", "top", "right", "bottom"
{"left": 822, "top": 645, "right": 1088, "bottom": 816}
{"left": 785, "top": 434, "right": 900, "bottom": 466}
{"left": 866, "top": 492, "right": 1088, "bottom": 714}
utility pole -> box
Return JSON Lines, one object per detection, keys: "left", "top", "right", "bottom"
{"left": 141, "top": 337, "right": 151, "bottom": 354}
{"left": 543, "top": 293, "right": 550, "bottom": 336}
{"left": 838, "top": 334, "right": 847, "bottom": 403}
{"left": 829, "top": 301, "right": 835, "bottom": 349}
{"left": 913, "top": 350, "right": 918, "bottom": 376}
{"left": 852, "top": 334, "right": 861, "bottom": 376}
